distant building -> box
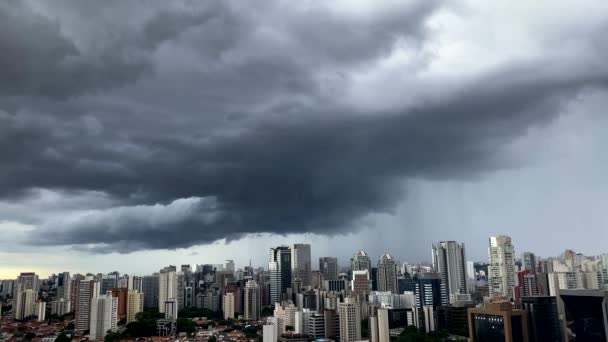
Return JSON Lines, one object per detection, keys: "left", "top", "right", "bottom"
{"left": 270, "top": 246, "right": 292, "bottom": 304}
{"left": 437, "top": 303, "right": 475, "bottom": 338}
{"left": 126, "top": 290, "right": 144, "bottom": 323}
{"left": 377, "top": 254, "right": 398, "bottom": 293}
{"left": 110, "top": 288, "right": 128, "bottom": 321}
{"left": 14, "top": 287, "right": 36, "bottom": 320}
{"left": 351, "top": 250, "right": 372, "bottom": 273}
{"left": 414, "top": 273, "right": 447, "bottom": 332}
{"left": 223, "top": 292, "right": 235, "bottom": 319}
{"left": 352, "top": 270, "right": 370, "bottom": 297}
{"left": 75, "top": 278, "right": 100, "bottom": 332}
{"left": 488, "top": 236, "right": 516, "bottom": 299}
{"left": 164, "top": 299, "right": 178, "bottom": 320}
{"left": 319, "top": 257, "right": 339, "bottom": 281}
{"left": 291, "top": 244, "right": 311, "bottom": 287}
{"left": 142, "top": 274, "right": 159, "bottom": 309}
{"left": 522, "top": 252, "right": 536, "bottom": 272}
{"left": 467, "top": 302, "right": 529, "bottom": 342}
{"left": 244, "top": 280, "right": 261, "bottom": 320}
{"left": 432, "top": 241, "right": 468, "bottom": 296}
{"left": 158, "top": 266, "right": 178, "bottom": 313}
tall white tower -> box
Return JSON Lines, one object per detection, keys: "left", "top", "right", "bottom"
{"left": 432, "top": 241, "right": 467, "bottom": 296}
{"left": 488, "top": 235, "right": 516, "bottom": 299}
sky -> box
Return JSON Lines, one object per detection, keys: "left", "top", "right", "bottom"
{"left": 2, "top": 0, "right": 608, "bottom": 278}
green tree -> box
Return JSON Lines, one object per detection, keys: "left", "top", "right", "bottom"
{"left": 104, "top": 331, "right": 122, "bottom": 342}
{"left": 177, "top": 318, "right": 196, "bottom": 335}
{"left": 55, "top": 332, "right": 70, "bottom": 342}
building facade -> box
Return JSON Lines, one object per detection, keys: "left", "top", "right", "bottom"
{"left": 488, "top": 236, "right": 516, "bottom": 299}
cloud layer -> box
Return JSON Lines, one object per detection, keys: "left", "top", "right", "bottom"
{"left": 1, "top": 0, "right": 608, "bottom": 253}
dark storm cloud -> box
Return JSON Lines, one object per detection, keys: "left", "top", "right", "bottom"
{"left": 1, "top": 1, "right": 607, "bottom": 252}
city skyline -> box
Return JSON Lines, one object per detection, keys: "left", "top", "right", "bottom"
{"left": 3, "top": 1, "right": 608, "bottom": 279}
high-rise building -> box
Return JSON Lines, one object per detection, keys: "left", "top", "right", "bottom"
{"left": 414, "top": 273, "right": 448, "bottom": 332}
{"left": 90, "top": 291, "right": 118, "bottom": 341}
{"left": 351, "top": 250, "right": 372, "bottom": 273}
{"left": 164, "top": 299, "right": 178, "bottom": 320}
{"left": 244, "top": 280, "right": 261, "bottom": 321}
{"left": 142, "top": 274, "right": 159, "bottom": 309}
{"left": 225, "top": 260, "right": 235, "bottom": 274}
{"left": 126, "top": 290, "right": 143, "bottom": 323}
{"left": 223, "top": 292, "right": 235, "bottom": 319}
{"left": 274, "top": 302, "right": 297, "bottom": 333}
{"left": 14, "top": 286, "right": 36, "bottom": 320}
{"left": 158, "top": 266, "right": 178, "bottom": 313}
{"left": 514, "top": 270, "right": 547, "bottom": 308}
{"left": 129, "top": 276, "right": 143, "bottom": 292}
{"left": 319, "top": 257, "right": 339, "bottom": 281}
{"left": 110, "top": 288, "right": 128, "bottom": 321}
{"left": 56, "top": 272, "right": 71, "bottom": 308}
{"left": 377, "top": 254, "right": 398, "bottom": 293}
{"left": 36, "top": 301, "right": 46, "bottom": 321}
{"left": 338, "top": 297, "right": 361, "bottom": 342}
{"left": 75, "top": 278, "right": 100, "bottom": 332}
{"left": 488, "top": 235, "right": 516, "bottom": 299}
{"left": 101, "top": 273, "right": 119, "bottom": 294}
{"left": 17, "top": 272, "right": 40, "bottom": 293}
{"left": 522, "top": 252, "right": 536, "bottom": 272}
{"left": 432, "top": 241, "right": 467, "bottom": 296}
{"left": 270, "top": 246, "right": 292, "bottom": 304}
{"left": 352, "top": 270, "right": 370, "bottom": 297}
{"left": 291, "top": 244, "right": 311, "bottom": 287}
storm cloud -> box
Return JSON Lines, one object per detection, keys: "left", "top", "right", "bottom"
{"left": 2, "top": 0, "right": 608, "bottom": 253}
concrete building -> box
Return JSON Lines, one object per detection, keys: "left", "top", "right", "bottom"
{"left": 377, "top": 254, "right": 398, "bottom": 293}
{"left": 164, "top": 299, "right": 178, "bottom": 320}
{"left": 274, "top": 302, "right": 297, "bottom": 333}
{"left": 15, "top": 287, "right": 36, "bottom": 320}
{"left": 488, "top": 235, "right": 516, "bottom": 299}
{"left": 90, "top": 292, "right": 118, "bottom": 341}
{"left": 432, "top": 241, "right": 467, "bottom": 296}
{"left": 244, "top": 280, "right": 261, "bottom": 321}
{"left": 291, "top": 244, "right": 312, "bottom": 287}
{"left": 270, "top": 246, "right": 292, "bottom": 304}
{"left": 110, "top": 288, "right": 128, "bottom": 321}
{"left": 548, "top": 271, "right": 584, "bottom": 295}
{"left": 522, "top": 252, "right": 536, "bottom": 272}
{"left": 351, "top": 250, "right": 372, "bottom": 273}
{"left": 263, "top": 317, "right": 279, "bottom": 342}
{"left": 158, "top": 266, "right": 178, "bottom": 313}
{"left": 126, "top": 290, "right": 144, "bottom": 323}
{"left": 75, "top": 278, "right": 100, "bottom": 332}
{"left": 223, "top": 292, "right": 235, "bottom": 319}
{"left": 319, "top": 257, "right": 339, "bottom": 281}
{"left": 352, "top": 270, "right": 370, "bottom": 297}
{"left": 338, "top": 297, "right": 361, "bottom": 342}
{"left": 51, "top": 298, "right": 71, "bottom": 316}
{"left": 17, "top": 272, "right": 40, "bottom": 293}
{"left": 467, "top": 302, "right": 529, "bottom": 342}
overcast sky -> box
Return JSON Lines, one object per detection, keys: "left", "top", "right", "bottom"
{"left": 2, "top": 0, "right": 608, "bottom": 278}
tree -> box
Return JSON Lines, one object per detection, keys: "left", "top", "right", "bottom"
{"left": 104, "top": 331, "right": 122, "bottom": 342}
{"left": 55, "top": 332, "right": 70, "bottom": 342}
{"left": 177, "top": 318, "right": 196, "bottom": 335}
{"left": 208, "top": 336, "right": 217, "bottom": 342}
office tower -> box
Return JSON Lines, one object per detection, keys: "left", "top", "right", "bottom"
{"left": 351, "top": 250, "right": 372, "bottom": 272}
{"left": 223, "top": 292, "right": 235, "bottom": 319}
{"left": 110, "top": 288, "right": 128, "bottom": 321}
{"left": 163, "top": 298, "right": 178, "bottom": 320}
{"left": 270, "top": 246, "right": 292, "bottom": 304}
{"left": 101, "top": 273, "right": 119, "bottom": 294}
{"left": 292, "top": 244, "right": 311, "bottom": 287}
{"left": 36, "top": 301, "right": 46, "bottom": 321}
{"left": 57, "top": 272, "right": 71, "bottom": 305}
{"left": 17, "top": 272, "right": 40, "bottom": 293}
{"left": 176, "top": 272, "right": 185, "bottom": 309}
{"left": 142, "top": 274, "right": 159, "bottom": 309}
{"left": 319, "top": 257, "right": 339, "bottom": 281}
{"left": 225, "top": 260, "right": 235, "bottom": 274}
{"left": 324, "top": 309, "right": 340, "bottom": 340}
{"left": 377, "top": 254, "right": 398, "bottom": 293}
{"left": 414, "top": 273, "right": 448, "bottom": 332}
{"left": 557, "top": 289, "right": 608, "bottom": 341}
{"left": 488, "top": 235, "right": 516, "bottom": 299}
{"left": 126, "top": 290, "right": 143, "bottom": 323}
{"left": 158, "top": 267, "right": 178, "bottom": 313}
{"left": 352, "top": 270, "right": 370, "bottom": 297}
{"left": 14, "top": 286, "right": 36, "bottom": 320}
{"left": 90, "top": 291, "right": 118, "bottom": 341}
{"left": 75, "top": 278, "right": 100, "bottom": 332}
{"left": 521, "top": 296, "right": 561, "bottom": 342}
{"left": 338, "top": 297, "right": 361, "bottom": 342}
{"left": 263, "top": 317, "right": 279, "bottom": 342}
{"left": 467, "top": 302, "right": 529, "bottom": 342}
{"left": 436, "top": 303, "right": 475, "bottom": 338}
{"left": 466, "top": 261, "right": 476, "bottom": 280}
{"left": 129, "top": 276, "right": 143, "bottom": 292}
{"left": 522, "top": 252, "right": 536, "bottom": 272}
{"left": 118, "top": 275, "right": 129, "bottom": 289}
{"left": 244, "top": 280, "right": 261, "bottom": 321}
{"left": 432, "top": 241, "right": 467, "bottom": 296}
{"left": 377, "top": 308, "right": 390, "bottom": 342}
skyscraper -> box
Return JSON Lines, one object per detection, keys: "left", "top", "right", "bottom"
{"left": 377, "top": 254, "right": 398, "bottom": 293}
{"left": 225, "top": 260, "right": 235, "bottom": 274}
{"left": 522, "top": 252, "right": 536, "bottom": 272}
{"left": 351, "top": 250, "right": 372, "bottom": 273}
{"left": 244, "top": 280, "right": 261, "bottom": 321}
{"left": 90, "top": 291, "right": 118, "bottom": 341}
{"left": 488, "top": 236, "right": 516, "bottom": 299}
{"left": 142, "top": 274, "right": 159, "bottom": 309}
{"left": 319, "top": 257, "right": 339, "bottom": 281}
{"left": 432, "top": 241, "right": 467, "bottom": 296}
{"left": 269, "top": 246, "right": 292, "bottom": 304}
{"left": 158, "top": 266, "right": 178, "bottom": 313}
{"left": 338, "top": 297, "right": 361, "bottom": 342}
{"left": 17, "top": 272, "right": 39, "bottom": 293}
{"left": 414, "top": 273, "right": 448, "bottom": 332}
{"left": 224, "top": 292, "right": 235, "bottom": 319}
{"left": 14, "top": 286, "right": 36, "bottom": 320}
{"left": 291, "top": 244, "right": 311, "bottom": 287}
{"left": 75, "top": 277, "right": 100, "bottom": 332}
